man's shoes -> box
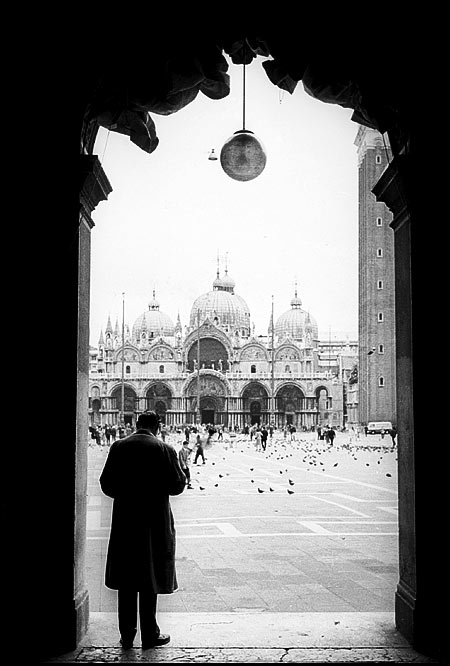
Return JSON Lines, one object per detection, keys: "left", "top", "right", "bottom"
{"left": 142, "top": 633, "right": 171, "bottom": 649}
{"left": 120, "top": 638, "right": 134, "bottom": 649}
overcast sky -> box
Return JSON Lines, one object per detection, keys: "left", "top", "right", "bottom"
{"left": 90, "top": 55, "right": 359, "bottom": 347}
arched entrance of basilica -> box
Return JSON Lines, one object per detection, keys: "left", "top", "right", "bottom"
{"left": 111, "top": 385, "right": 137, "bottom": 425}
{"left": 241, "top": 382, "right": 269, "bottom": 425}
{"left": 23, "top": 34, "right": 444, "bottom": 662}
{"left": 185, "top": 372, "right": 229, "bottom": 425}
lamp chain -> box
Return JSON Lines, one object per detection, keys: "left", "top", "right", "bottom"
{"left": 242, "top": 38, "right": 247, "bottom": 131}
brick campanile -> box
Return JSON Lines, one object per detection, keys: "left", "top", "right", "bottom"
{"left": 354, "top": 126, "right": 396, "bottom": 426}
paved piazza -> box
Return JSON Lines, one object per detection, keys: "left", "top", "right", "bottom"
{"left": 86, "top": 430, "right": 398, "bottom": 615}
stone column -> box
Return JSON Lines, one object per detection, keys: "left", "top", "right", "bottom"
{"left": 75, "top": 155, "right": 112, "bottom": 643}
{"left": 373, "top": 154, "right": 444, "bottom": 657}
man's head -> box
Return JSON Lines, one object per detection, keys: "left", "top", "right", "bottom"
{"left": 136, "top": 411, "right": 161, "bottom": 434}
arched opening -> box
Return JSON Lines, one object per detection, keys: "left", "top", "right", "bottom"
{"left": 185, "top": 373, "right": 228, "bottom": 425}
{"left": 187, "top": 337, "right": 229, "bottom": 372}
{"left": 275, "top": 384, "right": 305, "bottom": 428}
{"left": 242, "top": 382, "right": 269, "bottom": 425}
{"left": 146, "top": 383, "right": 172, "bottom": 414}
{"left": 111, "top": 385, "right": 137, "bottom": 425}
{"left": 24, "top": 35, "right": 442, "bottom": 663}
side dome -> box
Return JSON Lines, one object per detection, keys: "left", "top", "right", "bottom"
{"left": 274, "top": 290, "right": 318, "bottom": 342}
{"left": 132, "top": 290, "right": 175, "bottom": 341}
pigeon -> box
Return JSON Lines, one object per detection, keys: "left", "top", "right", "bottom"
{"left": 199, "top": 486, "right": 206, "bottom": 490}
{"left": 214, "top": 483, "right": 219, "bottom": 487}
{"left": 219, "top": 474, "right": 224, "bottom": 478}
{"left": 258, "top": 488, "right": 264, "bottom": 493}
{"left": 269, "top": 487, "right": 275, "bottom": 492}
{"left": 333, "top": 463, "right": 338, "bottom": 467}
{"left": 288, "top": 479, "right": 295, "bottom": 485}
{"left": 287, "top": 489, "right": 294, "bottom": 494}
{"left": 386, "top": 473, "right": 392, "bottom": 477}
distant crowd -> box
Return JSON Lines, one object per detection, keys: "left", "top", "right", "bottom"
{"left": 88, "top": 421, "right": 352, "bottom": 448}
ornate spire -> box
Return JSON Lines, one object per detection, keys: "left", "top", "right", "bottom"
{"left": 105, "top": 314, "right": 113, "bottom": 334}
{"left": 175, "top": 311, "right": 182, "bottom": 333}
{"left": 290, "top": 280, "right": 302, "bottom": 309}
{"left": 98, "top": 329, "right": 105, "bottom": 346}
{"left": 114, "top": 317, "right": 120, "bottom": 337}
{"left": 149, "top": 288, "right": 160, "bottom": 310}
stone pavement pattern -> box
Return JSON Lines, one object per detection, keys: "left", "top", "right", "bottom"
{"left": 45, "top": 432, "right": 442, "bottom": 662}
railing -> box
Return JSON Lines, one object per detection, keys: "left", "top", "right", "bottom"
{"left": 90, "top": 369, "right": 333, "bottom": 381}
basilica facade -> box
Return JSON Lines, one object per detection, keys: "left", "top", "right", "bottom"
{"left": 89, "top": 269, "right": 357, "bottom": 429}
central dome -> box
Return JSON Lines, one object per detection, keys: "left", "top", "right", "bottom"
{"left": 190, "top": 271, "right": 251, "bottom": 334}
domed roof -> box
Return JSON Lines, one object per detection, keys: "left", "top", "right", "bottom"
{"left": 221, "top": 269, "right": 236, "bottom": 292}
{"left": 274, "top": 290, "right": 318, "bottom": 341}
{"left": 190, "top": 271, "right": 250, "bottom": 332}
{"left": 132, "top": 290, "right": 175, "bottom": 340}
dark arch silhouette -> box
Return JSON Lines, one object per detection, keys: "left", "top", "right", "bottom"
{"left": 17, "top": 32, "right": 441, "bottom": 661}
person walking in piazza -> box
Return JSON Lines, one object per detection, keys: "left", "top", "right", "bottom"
{"left": 327, "top": 426, "right": 336, "bottom": 446}
{"left": 254, "top": 427, "right": 262, "bottom": 452}
{"left": 194, "top": 433, "right": 206, "bottom": 464}
{"left": 389, "top": 425, "right": 397, "bottom": 447}
{"left": 261, "top": 425, "right": 268, "bottom": 451}
{"left": 178, "top": 440, "right": 193, "bottom": 488}
{"left": 99, "top": 411, "right": 187, "bottom": 650}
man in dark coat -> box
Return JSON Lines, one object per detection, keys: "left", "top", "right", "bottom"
{"left": 99, "top": 411, "right": 186, "bottom": 650}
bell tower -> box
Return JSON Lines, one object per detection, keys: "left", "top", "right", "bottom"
{"left": 354, "top": 125, "right": 396, "bottom": 426}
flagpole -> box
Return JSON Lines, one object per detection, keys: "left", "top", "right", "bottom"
{"left": 121, "top": 292, "right": 125, "bottom": 424}
{"left": 271, "top": 295, "right": 275, "bottom": 425}
{"left": 197, "top": 309, "right": 201, "bottom": 426}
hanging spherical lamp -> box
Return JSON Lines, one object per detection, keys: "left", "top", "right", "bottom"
{"left": 220, "top": 42, "right": 267, "bottom": 182}
{"left": 220, "top": 129, "right": 266, "bottom": 181}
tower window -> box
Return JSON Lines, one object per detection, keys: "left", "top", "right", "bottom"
{"left": 378, "top": 312, "right": 384, "bottom": 322}
{"left": 377, "top": 280, "right": 384, "bottom": 290}
{"left": 126, "top": 365, "right": 131, "bottom": 374}
{"left": 377, "top": 248, "right": 383, "bottom": 257}
{"left": 376, "top": 155, "right": 382, "bottom": 164}
{"left": 285, "top": 364, "right": 291, "bottom": 373}
{"left": 379, "top": 376, "right": 385, "bottom": 387}
{"left": 376, "top": 217, "right": 383, "bottom": 226}
{"left": 378, "top": 344, "right": 384, "bottom": 354}
{"left": 250, "top": 364, "right": 256, "bottom": 373}
{"left": 159, "top": 365, "right": 164, "bottom": 373}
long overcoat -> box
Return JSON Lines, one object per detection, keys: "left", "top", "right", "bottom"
{"left": 99, "top": 429, "right": 186, "bottom": 593}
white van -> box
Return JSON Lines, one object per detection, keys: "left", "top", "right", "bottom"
{"left": 367, "top": 421, "right": 393, "bottom": 434}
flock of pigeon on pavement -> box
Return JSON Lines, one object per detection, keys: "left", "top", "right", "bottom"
{"left": 180, "top": 433, "right": 396, "bottom": 494}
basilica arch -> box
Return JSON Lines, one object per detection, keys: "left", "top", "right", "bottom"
{"left": 184, "top": 371, "right": 230, "bottom": 425}
{"left": 241, "top": 381, "right": 270, "bottom": 425}
{"left": 315, "top": 384, "right": 331, "bottom": 425}
{"left": 110, "top": 383, "right": 138, "bottom": 425}
{"left": 144, "top": 381, "right": 173, "bottom": 423}
{"left": 275, "top": 382, "right": 306, "bottom": 428}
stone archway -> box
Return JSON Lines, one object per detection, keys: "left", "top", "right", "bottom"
{"left": 26, "top": 37, "right": 442, "bottom": 662}
{"left": 276, "top": 383, "right": 305, "bottom": 428}
{"left": 185, "top": 372, "right": 229, "bottom": 425}
{"left": 242, "top": 382, "right": 269, "bottom": 425}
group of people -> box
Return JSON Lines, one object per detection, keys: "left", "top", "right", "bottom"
{"left": 316, "top": 425, "right": 337, "bottom": 445}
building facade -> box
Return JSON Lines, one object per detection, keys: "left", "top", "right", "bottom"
{"left": 89, "top": 270, "right": 357, "bottom": 429}
{"left": 354, "top": 125, "right": 396, "bottom": 426}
